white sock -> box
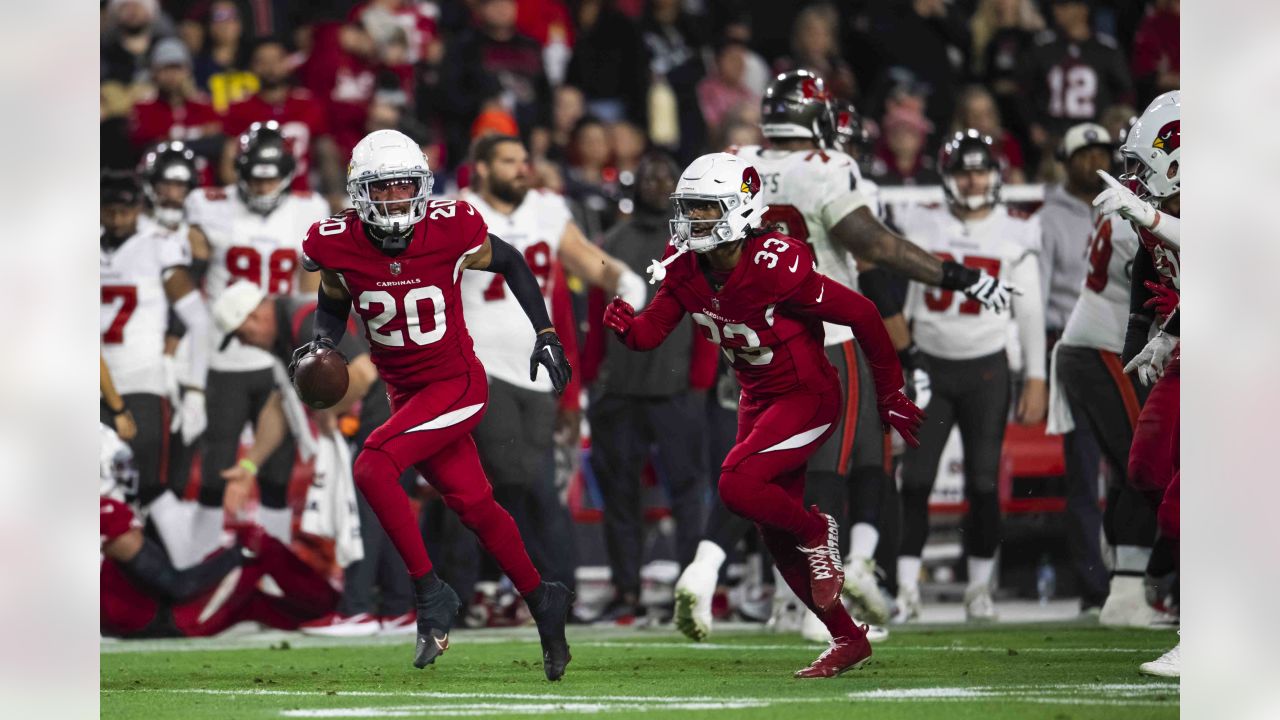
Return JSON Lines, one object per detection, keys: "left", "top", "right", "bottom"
{"left": 190, "top": 505, "right": 228, "bottom": 564}
{"left": 848, "top": 523, "right": 879, "bottom": 561}
{"left": 1114, "top": 545, "right": 1152, "bottom": 574}
{"left": 146, "top": 492, "right": 198, "bottom": 569}
{"left": 968, "top": 556, "right": 996, "bottom": 590}
{"left": 692, "top": 540, "right": 727, "bottom": 571}
{"left": 259, "top": 506, "right": 294, "bottom": 544}
{"left": 897, "top": 556, "right": 922, "bottom": 590}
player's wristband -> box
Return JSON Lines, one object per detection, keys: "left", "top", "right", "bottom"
{"left": 238, "top": 458, "right": 259, "bottom": 476}
{"left": 939, "top": 260, "right": 979, "bottom": 291}
{"left": 102, "top": 399, "right": 128, "bottom": 417}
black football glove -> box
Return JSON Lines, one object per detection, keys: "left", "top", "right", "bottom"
{"left": 288, "top": 336, "right": 342, "bottom": 380}
{"left": 530, "top": 331, "right": 572, "bottom": 396}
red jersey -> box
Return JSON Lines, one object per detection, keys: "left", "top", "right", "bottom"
{"left": 622, "top": 232, "right": 901, "bottom": 400}
{"left": 223, "top": 90, "right": 329, "bottom": 192}
{"left": 100, "top": 497, "right": 159, "bottom": 636}
{"left": 129, "top": 95, "right": 222, "bottom": 150}
{"left": 1138, "top": 225, "right": 1180, "bottom": 291}
{"left": 301, "top": 201, "right": 489, "bottom": 392}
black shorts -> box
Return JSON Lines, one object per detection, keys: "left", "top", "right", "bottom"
{"left": 471, "top": 377, "right": 557, "bottom": 489}
{"left": 1055, "top": 344, "right": 1149, "bottom": 479}
{"left": 808, "top": 340, "right": 886, "bottom": 477}
{"left": 200, "top": 368, "right": 297, "bottom": 508}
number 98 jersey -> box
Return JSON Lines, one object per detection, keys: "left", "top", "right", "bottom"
{"left": 186, "top": 186, "right": 329, "bottom": 371}
{"left": 731, "top": 145, "right": 869, "bottom": 346}
{"left": 301, "top": 201, "right": 489, "bottom": 393}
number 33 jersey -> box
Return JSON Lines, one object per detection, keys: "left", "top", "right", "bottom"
{"left": 456, "top": 188, "right": 570, "bottom": 393}
{"left": 731, "top": 145, "right": 869, "bottom": 347}
{"left": 301, "top": 201, "right": 488, "bottom": 392}
{"left": 186, "top": 186, "right": 329, "bottom": 371}
{"left": 897, "top": 204, "right": 1043, "bottom": 362}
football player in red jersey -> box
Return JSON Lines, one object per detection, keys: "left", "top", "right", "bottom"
{"left": 603, "top": 152, "right": 923, "bottom": 678}
{"left": 295, "top": 130, "right": 574, "bottom": 679}
{"left": 1094, "top": 90, "right": 1181, "bottom": 678}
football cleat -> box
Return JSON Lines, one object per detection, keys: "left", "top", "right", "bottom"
{"left": 842, "top": 557, "right": 891, "bottom": 626}
{"left": 1101, "top": 576, "right": 1176, "bottom": 628}
{"left": 527, "top": 581, "right": 574, "bottom": 681}
{"left": 794, "top": 630, "right": 873, "bottom": 678}
{"left": 893, "top": 584, "right": 921, "bottom": 624}
{"left": 797, "top": 510, "right": 845, "bottom": 612}
{"left": 674, "top": 560, "right": 718, "bottom": 642}
{"left": 964, "top": 585, "right": 998, "bottom": 623}
{"left": 378, "top": 612, "right": 417, "bottom": 636}
{"left": 412, "top": 574, "right": 461, "bottom": 669}
{"left": 801, "top": 607, "right": 890, "bottom": 643}
{"left": 299, "top": 612, "right": 381, "bottom": 638}
{"left": 1139, "top": 642, "right": 1180, "bottom": 678}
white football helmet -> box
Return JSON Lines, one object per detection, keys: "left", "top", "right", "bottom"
{"left": 669, "top": 153, "right": 766, "bottom": 253}
{"left": 1120, "top": 90, "right": 1180, "bottom": 202}
{"left": 100, "top": 424, "right": 139, "bottom": 502}
{"left": 347, "top": 130, "right": 434, "bottom": 244}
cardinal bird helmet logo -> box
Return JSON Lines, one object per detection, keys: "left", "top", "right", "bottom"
{"left": 741, "top": 166, "right": 761, "bottom": 197}
{"left": 1152, "top": 121, "right": 1180, "bottom": 155}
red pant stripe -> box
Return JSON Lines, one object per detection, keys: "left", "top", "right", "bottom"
{"left": 837, "top": 342, "right": 860, "bottom": 476}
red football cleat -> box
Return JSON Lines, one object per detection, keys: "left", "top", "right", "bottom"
{"left": 794, "top": 631, "right": 872, "bottom": 679}
{"left": 797, "top": 509, "right": 845, "bottom": 612}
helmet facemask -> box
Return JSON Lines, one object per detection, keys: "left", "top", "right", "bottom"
{"left": 349, "top": 169, "right": 433, "bottom": 241}
{"left": 943, "top": 168, "right": 1001, "bottom": 211}
{"left": 238, "top": 161, "right": 296, "bottom": 215}
{"left": 670, "top": 195, "right": 740, "bottom": 253}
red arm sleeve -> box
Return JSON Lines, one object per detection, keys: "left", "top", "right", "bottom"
{"left": 550, "top": 263, "right": 581, "bottom": 411}
{"left": 688, "top": 322, "right": 718, "bottom": 390}
{"left": 582, "top": 286, "right": 607, "bottom": 385}
{"left": 619, "top": 281, "right": 686, "bottom": 351}
{"left": 783, "top": 272, "right": 903, "bottom": 399}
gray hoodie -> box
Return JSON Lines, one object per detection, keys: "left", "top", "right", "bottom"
{"left": 1036, "top": 184, "right": 1095, "bottom": 333}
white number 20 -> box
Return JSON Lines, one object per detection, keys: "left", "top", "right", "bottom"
{"left": 359, "top": 286, "right": 446, "bottom": 347}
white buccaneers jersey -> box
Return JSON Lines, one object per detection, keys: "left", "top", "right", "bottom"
{"left": 101, "top": 225, "right": 191, "bottom": 396}
{"left": 186, "top": 186, "right": 328, "bottom": 371}
{"left": 1060, "top": 211, "right": 1139, "bottom": 354}
{"left": 900, "top": 204, "right": 1043, "bottom": 363}
{"left": 732, "top": 145, "right": 869, "bottom": 346}
{"left": 457, "top": 189, "right": 570, "bottom": 392}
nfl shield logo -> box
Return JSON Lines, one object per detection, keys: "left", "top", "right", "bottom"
{"left": 711, "top": 298, "right": 720, "bottom": 312}
{"left": 389, "top": 261, "right": 402, "bottom": 276}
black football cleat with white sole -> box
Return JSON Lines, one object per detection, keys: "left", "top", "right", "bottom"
{"left": 411, "top": 572, "right": 461, "bottom": 669}
{"left": 526, "top": 581, "right": 574, "bottom": 681}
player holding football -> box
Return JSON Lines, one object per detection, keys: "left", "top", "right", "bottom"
{"left": 894, "top": 130, "right": 1047, "bottom": 623}
{"left": 294, "top": 129, "right": 575, "bottom": 679}
{"left": 603, "top": 151, "right": 924, "bottom": 678}
{"left": 672, "top": 71, "right": 1016, "bottom": 644}
{"left": 185, "top": 120, "right": 330, "bottom": 555}
{"left": 1094, "top": 91, "right": 1181, "bottom": 678}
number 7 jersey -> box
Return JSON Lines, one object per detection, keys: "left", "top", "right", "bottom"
{"left": 300, "top": 201, "right": 489, "bottom": 392}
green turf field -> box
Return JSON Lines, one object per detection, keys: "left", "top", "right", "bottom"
{"left": 101, "top": 623, "right": 1179, "bottom": 719}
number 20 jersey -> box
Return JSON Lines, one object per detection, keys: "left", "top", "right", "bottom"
{"left": 457, "top": 188, "right": 570, "bottom": 393}
{"left": 301, "top": 201, "right": 488, "bottom": 393}
{"left": 731, "top": 145, "right": 869, "bottom": 346}
{"left": 186, "top": 186, "right": 329, "bottom": 371}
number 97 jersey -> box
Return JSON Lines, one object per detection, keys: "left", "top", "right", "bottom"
{"left": 731, "top": 145, "right": 869, "bottom": 346}
{"left": 301, "top": 201, "right": 489, "bottom": 393}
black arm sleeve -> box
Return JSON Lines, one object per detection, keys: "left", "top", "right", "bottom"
{"left": 939, "top": 260, "right": 980, "bottom": 291}
{"left": 480, "top": 234, "right": 553, "bottom": 332}
{"left": 857, "top": 266, "right": 903, "bottom": 318}
{"left": 120, "top": 537, "right": 246, "bottom": 603}
{"left": 189, "top": 257, "right": 209, "bottom": 285}
{"left": 1123, "top": 245, "right": 1159, "bottom": 364}
{"left": 1163, "top": 307, "right": 1179, "bottom": 336}
{"left": 314, "top": 288, "right": 352, "bottom": 343}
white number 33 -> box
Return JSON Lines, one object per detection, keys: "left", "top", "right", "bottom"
{"left": 753, "top": 238, "right": 790, "bottom": 269}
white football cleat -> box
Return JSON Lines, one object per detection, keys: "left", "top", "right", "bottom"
{"left": 1101, "top": 576, "right": 1174, "bottom": 628}
{"left": 893, "top": 584, "right": 921, "bottom": 624}
{"left": 842, "top": 557, "right": 890, "bottom": 626}
{"left": 964, "top": 585, "right": 998, "bottom": 623}
{"left": 1139, "top": 642, "right": 1180, "bottom": 678}
{"left": 299, "top": 612, "right": 381, "bottom": 638}
{"left": 673, "top": 560, "right": 717, "bottom": 642}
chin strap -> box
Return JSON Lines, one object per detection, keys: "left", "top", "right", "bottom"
{"left": 646, "top": 240, "right": 688, "bottom": 285}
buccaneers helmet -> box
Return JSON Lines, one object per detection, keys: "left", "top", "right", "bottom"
{"left": 235, "top": 121, "right": 297, "bottom": 215}
{"left": 762, "top": 70, "right": 835, "bottom": 148}
{"left": 938, "top": 129, "right": 1001, "bottom": 211}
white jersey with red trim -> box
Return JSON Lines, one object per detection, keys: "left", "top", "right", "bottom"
{"left": 185, "top": 186, "right": 328, "bottom": 371}
{"left": 457, "top": 188, "right": 571, "bottom": 392}
{"left": 732, "top": 145, "right": 869, "bottom": 346}
{"left": 100, "top": 225, "right": 192, "bottom": 396}
{"left": 1059, "top": 211, "right": 1139, "bottom": 353}
{"left": 899, "top": 204, "right": 1044, "bottom": 372}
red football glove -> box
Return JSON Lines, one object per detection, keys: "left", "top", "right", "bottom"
{"left": 603, "top": 296, "right": 636, "bottom": 337}
{"left": 879, "top": 390, "right": 925, "bottom": 449}
{"left": 1142, "top": 280, "right": 1179, "bottom": 318}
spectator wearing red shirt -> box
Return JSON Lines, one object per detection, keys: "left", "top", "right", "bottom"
{"left": 129, "top": 38, "right": 223, "bottom": 161}
{"left": 952, "top": 85, "right": 1026, "bottom": 184}
{"left": 1131, "top": 0, "right": 1179, "bottom": 106}
{"left": 697, "top": 41, "right": 758, "bottom": 136}
{"left": 350, "top": 0, "right": 443, "bottom": 65}
{"left": 220, "top": 37, "right": 343, "bottom": 202}
{"left": 295, "top": 21, "right": 379, "bottom": 161}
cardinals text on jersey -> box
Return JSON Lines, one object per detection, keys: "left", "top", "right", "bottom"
{"left": 732, "top": 145, "right": 869, "bottom": 346}
{"left": 101, "top": 225, "right": 192, "bottom": 396}
{"left": 1060, "top": 211, "right": 1139, "bottom": 353}
{"left": 186, "top": 185, "right": 329, "bottom": 372}
{"left": 458, "top": 188, "right": 571, "bottom": 392}
{"left": 301, "top": 201, "right": 489, "bottom": 391}
{"left": 898, "top": 204, "right": 1042, "bottom": 362}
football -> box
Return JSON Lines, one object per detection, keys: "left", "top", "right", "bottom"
{"left": 292, "top": 347, "right": 349, "bottom": 410}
